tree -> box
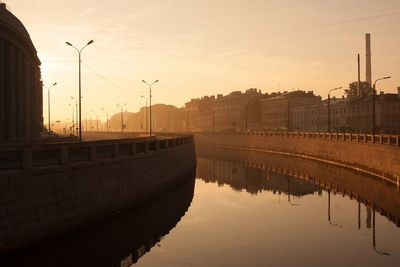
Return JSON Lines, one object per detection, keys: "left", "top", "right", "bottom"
{"left": 345, "top": 81, "right": 372, "bottom": 97}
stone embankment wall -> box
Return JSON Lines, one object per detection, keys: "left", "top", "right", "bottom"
{"left": 194, "top": 132, "right": 400, "bottom": 186}
{"left": 0, "top": 135, "right": 196, "bottom": 256}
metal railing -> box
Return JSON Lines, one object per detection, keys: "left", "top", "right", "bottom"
{"left": 201, "top": 131, "right": 400, "bottom": 147}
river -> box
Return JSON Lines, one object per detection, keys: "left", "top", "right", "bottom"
{"left": 2, "top": 148, "right": 400, "bottom": 267}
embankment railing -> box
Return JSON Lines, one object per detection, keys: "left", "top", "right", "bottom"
{"left": 197, "top": 131, "right": 400, "bottom": 147}
{"left": 0, "top": 135, "right": 194, "bottom": 171}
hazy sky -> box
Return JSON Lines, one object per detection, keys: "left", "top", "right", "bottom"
{"left": 4, "top": 0, "right": 400, "bottom": 121}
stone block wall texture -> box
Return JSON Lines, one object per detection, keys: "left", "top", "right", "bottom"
{"left": 0, "top": 139, "right": 196, "bottom": 255}
{"left": 194, "top": 133, "right": 400, "bottom": 183}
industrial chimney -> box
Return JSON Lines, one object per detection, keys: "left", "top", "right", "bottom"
{"left": 366, "top": 33, "right": 372, "bottom": 86}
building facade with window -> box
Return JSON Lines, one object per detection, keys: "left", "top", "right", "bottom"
{"left": 0, "top": 3, "right": 43, "bottom": 142}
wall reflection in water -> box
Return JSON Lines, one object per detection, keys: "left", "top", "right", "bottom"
{"left": 1, "top": 176, "right": 196, "bottom": 267}
{"left": 196, "top": 148, "right": 400, "bottom": 256}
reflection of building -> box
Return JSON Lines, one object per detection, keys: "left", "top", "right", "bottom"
{"left": 0, "top": 3, "right": 43, "bottom": 142}
{"left": 197, "top": 157, "right": 321, "bottom": 196}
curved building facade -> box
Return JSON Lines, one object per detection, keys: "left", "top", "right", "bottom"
{"left": 0, "top": 3, "right": 43, "bottom": 142}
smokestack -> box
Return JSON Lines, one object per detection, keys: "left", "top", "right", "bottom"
{"left": 366, "top": 33, "right": 372, "bottom": 86}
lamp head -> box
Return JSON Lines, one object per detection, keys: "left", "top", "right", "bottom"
{"left": 142, "top": 80, "right": 146, "bottom": 83}
{"left": 154, "top": 80, "right": 159, "bottom": 83}
{"left": 384, "top": 76, "right": 391, "bottom": 79}
{"left": 53, "top": 82, "right": 57, "bottom": 86}
{"left": 66, "top": 42, "right": 72, "bottom": 46}
{"left": 87, "top": 40, "right": 94, "bottom": 45}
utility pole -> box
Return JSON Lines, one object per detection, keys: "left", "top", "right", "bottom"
{"left": 44, "top": 82, "right": 57, "bottom": 137}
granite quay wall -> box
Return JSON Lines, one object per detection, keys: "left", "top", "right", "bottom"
{"left": 194, "top": 132, "right": 400, "bottom": 187}
{"left": 0, "top": 135, "right": 196, "bottom": 256}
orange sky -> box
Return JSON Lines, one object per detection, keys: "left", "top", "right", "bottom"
{"left": 4, "top": 0, "right": 400, "bottom": 121}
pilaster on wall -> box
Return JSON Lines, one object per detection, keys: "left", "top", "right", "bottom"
{"left": 8, "top": 44, "right": 16, "bottom": 139}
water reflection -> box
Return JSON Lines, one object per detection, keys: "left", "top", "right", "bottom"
{"left": 1, "top": 176, "right": 196, "bottom": 267}
{"left": 196, "top": 147, "right": 400, "bottom": 258}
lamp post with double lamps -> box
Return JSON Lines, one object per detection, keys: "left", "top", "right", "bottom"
{"left": 372, "top": 77, "right": 391, "bottom": 135}
{"left": 116, "top": 103, "right": 127, "bottom": 133}
{"left": 70, "top": 97, "right": 78, "bottom": 135}
{"left": 92, "top": 110, "right": 99, "bottom": 133}
{"left": 101, "top": 108, "right": 109, "bottom": 132}
{"left": 140, "top": 95, "right": 148, "bottom": 133}
{"left": 142, "top": 80, "right": 159, "bottom": 136}
{"left": 44, "top": 82, "right": 57, "bottom": 137}
{"left": 327, "top": 87, "right": 342, "bottom": 133}
{"left": 65, "top": 40, "right": 94, "bottom": 141}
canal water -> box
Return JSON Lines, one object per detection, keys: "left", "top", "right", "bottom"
{"left": 2, "top": 148, "right": 400, "bottom": 267}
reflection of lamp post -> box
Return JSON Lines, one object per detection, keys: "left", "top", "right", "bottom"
{"left": 65, "top": 40, "right": 94, "bottom": 141}
{"left": 287, "top": 176, "right": 299, "bottom": 206}
{"left": 142, "top": 80, "right": 159, "bottom": 136}
{"left": 372, "top": 77, "right": 391, "bottom": 135}
{"left": 327, "top": 190, "right": 342, "bottom": 228}
{"left": 44, "top": 82, "right": 57, "bottom": 137}
{"left": 101, "top": 108, "right": 109, "bottom": 132}
{"left": 327, "top": 87, "right": 342, "bottom": 133}
{"left": 116, "top": 103, "right": 127, "bottom": 133}
{"left": 372, "top": 204, "right": 391, "bottom": 255}
{"left": 141, "top": 95, "right": 148, "bottom": 133}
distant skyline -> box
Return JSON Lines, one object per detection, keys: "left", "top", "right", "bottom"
{"left": 4, "top": 0, "right": 400, "bottom": 121}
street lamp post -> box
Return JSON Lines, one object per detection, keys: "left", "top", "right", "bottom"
{"left": 44, "top": 82, "right": 57, "bottom": 137}
{"left": 141, "top": 95, "right": 148, "bottom": 133}
{"left": 70, "top": 97, "right": 78, "bottom": 135}
{"left": 66, "top": 40, "right": 94, "bottom": 141}
{"left": 85, "top": 112, "right": 89, "bottom": 133}
{"left": 101, "top": 108, "right": 109, "bottom": 132}
{"left": 372, "top": 77, "right": 391, "bottom": 135}
{"left": 69, "top": 103, "right": 75, "bottom": 136}
{"left": 327, "top": 87, "right": 342, "bottom": 133}
{"left": 116, "top": 103, "right": 127, "bottom": 133}
{"left": 92, "top": 110, "right": 99, "bottom": 133}
{"left": 142, "top": 80, "right": 159, "bottom": 136}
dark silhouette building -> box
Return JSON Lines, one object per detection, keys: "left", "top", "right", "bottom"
{"left": 0, "top": 3, "right": 43, "bottom": 142}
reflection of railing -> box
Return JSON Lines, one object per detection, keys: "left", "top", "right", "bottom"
{"left": 0, "top": 135, "right": 193, "bottom": 171}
